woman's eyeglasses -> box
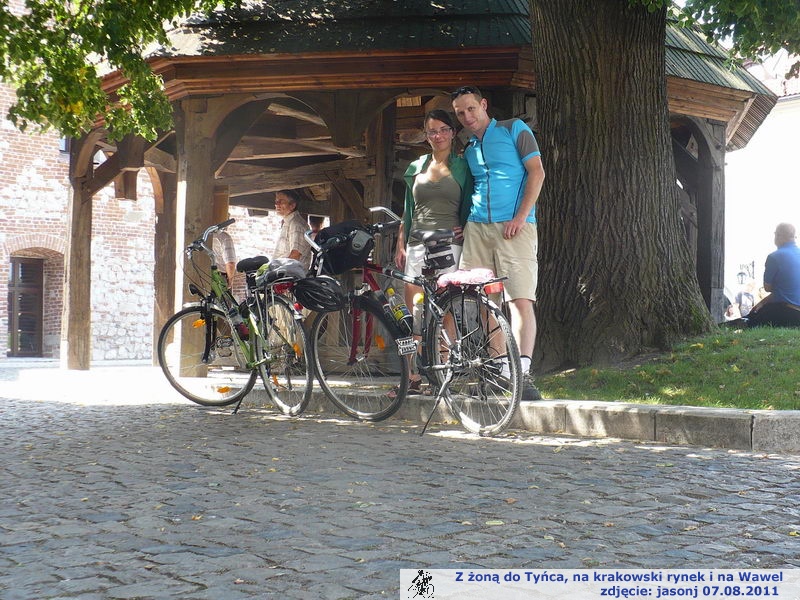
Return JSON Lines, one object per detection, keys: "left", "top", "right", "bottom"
{"left": 425, "top": 127, "right": 453, "bottom": 138}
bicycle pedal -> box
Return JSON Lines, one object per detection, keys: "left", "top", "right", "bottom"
{"left": 396, "top": 336, "right": 417, "bottom": 356}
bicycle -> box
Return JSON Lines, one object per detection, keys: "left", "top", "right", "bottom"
{"left": 157, "top": 219, "right": 313, "bottom": 415}
{"left": 306, "top": 207, "right": 522, "bottom": 436}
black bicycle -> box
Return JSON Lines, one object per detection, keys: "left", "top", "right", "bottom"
{"left": 306, "top": 207, "right": 522, "bottom": 436}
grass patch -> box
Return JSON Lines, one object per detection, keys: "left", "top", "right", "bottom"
{"left": 536, "top": 327, "right": 800, "bottom": 410}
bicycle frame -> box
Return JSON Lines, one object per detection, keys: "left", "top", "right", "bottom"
{"left": 305, "top": 205, "right": 520, "bottom": 434}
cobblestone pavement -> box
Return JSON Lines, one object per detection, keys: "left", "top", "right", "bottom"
{"left": 1, "top": 363, "right": 800, "bottom": 599}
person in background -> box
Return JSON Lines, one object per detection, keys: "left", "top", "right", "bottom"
{"left": 210, "top": 193, "right": 237, "bottom": 284}
{"left": 273, "top": 189, "right": 312, "bottom": 269}
{"left": 308, "top": 215, "right": 325, "bottom": 239}
{"left": 394, "top": 108, "right": 473, "bottom": 393}
{"left": 745, "top": 222, "right": 800, "bottom": 327}
{"left": 451, "top": 85, "right": 545, "bottom": 401}
{"left": 212, "top": 229, "right": 237, "bottom": 283}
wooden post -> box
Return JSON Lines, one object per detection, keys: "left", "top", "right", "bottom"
{"left": 365, "top": 102, "right": 396, "bottom": 210}
{"left": 173, "top": 98, "right": 218, "bottom": 311}
{"left": 153, "top": 171, "right": 177, "bottom": 365}
{"left": 64, "top": 182, "right": 93, "bottom": 370}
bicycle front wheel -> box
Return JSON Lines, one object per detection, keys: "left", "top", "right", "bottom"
{"left": 253, "top": 294, "right": 313, "bottom": 416}
{"left": 311, "top": 295, "right": 408, "bottom": 421}
{"left": 426, "top": 288, "right": 521, "bottom": 435}
{"left": 158, "top": 305, "right": 257, "bottom": 406}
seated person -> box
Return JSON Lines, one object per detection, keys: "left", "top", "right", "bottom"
{"left": 746, "top": 222, "right": 800, "bottom": 327}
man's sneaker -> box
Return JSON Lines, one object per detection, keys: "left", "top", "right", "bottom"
{"left": 521, "top": 373, "right": 542, "bottom": 401}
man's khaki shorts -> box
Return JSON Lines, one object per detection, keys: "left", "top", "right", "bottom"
{"left": 459, "top": 221, "right": 538, "bottom": 301}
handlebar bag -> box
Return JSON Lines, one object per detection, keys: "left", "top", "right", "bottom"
{"left": 316, "top": 220, "right": 375, "bottom": 275}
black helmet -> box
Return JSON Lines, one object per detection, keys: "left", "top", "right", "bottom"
{"left": 293, "top": 276, "right": 346, "bottom": 312}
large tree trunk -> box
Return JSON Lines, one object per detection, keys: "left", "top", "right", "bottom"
{"left": 529, "top": 0, "right": 712, "bottom": 369}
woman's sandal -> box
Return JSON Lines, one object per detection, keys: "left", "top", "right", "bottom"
{"left": 387, "top": 378, "right": 430, "bottom": 398}
{"left": 408, "top": 378, "right": 433, "bottom": 396}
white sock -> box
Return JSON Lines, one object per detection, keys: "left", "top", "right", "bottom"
{"left": 500, "top": 359, "right": 511, "bottom": 379}
{"left": 521, "top": 355, "right": 531, "bottom": 374}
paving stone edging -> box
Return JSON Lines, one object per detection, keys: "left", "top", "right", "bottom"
{"left": 251, "top": 390, "right": 800, "bottom": 454}
{"left": 4, "top": 360, "right": 798, "bottom": 455}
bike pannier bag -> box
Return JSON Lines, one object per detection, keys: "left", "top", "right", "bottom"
{"left": 315, "top": 220, "right": 375, "bottom": 275}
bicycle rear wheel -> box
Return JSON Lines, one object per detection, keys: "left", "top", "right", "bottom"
{"left": 425, "top": 288, "right": 521, "bottom": 435}
{"left": 311, "top": 294, "right": 408, "bottom": 421}
{"left": 253, "top": 294, "right": 313, "bottom": 416}
{"left": 158, "top": 305, "right": 257, "bottom": 406}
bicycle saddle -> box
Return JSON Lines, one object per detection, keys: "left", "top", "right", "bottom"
{"left": 237, "top": 256, "right": 270, "bottom": 273}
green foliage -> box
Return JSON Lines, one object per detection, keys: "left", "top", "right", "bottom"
{"left": 632, "top": 0, "right": 800, "bottom": 76}
{"left": 683, "top": 0, "right": 800, "bottom": 75}
{"left": 537, "top": 327, "right": 800, "bottom": 410}
{"left": 0, "top": 0, "right": 240, "bottom": 141}
{"left": 1, "top": 0, "right": 798, "bottom": 139}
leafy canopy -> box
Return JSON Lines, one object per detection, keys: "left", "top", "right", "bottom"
{"left": 0, "top": 0, "right": 798, "bottom": 140}
{"left": 0, "top": 0, "right": 240, "bottom": 140}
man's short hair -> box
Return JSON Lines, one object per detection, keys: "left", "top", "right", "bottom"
{"left": 451, "top": 85, "right": 483, "bottom": 101}
{"left": 776, "top": 222, "right": 796, "bottom": 239}
{"left": 276, "top": 189, "right": 301, "bottom": 206}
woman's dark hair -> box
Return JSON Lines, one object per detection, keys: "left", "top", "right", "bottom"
{"left": 423, "top": 109, "right": 458, "bottom": 131}
{"left": 423, "top": 109, "right": 463, "bottom": 156}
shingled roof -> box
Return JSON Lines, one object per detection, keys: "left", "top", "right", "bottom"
{"left": 665, "top": 20, "right": 776, "bottom": 150}
{"left": 148, "top": 0, "right": 775, "bottom": 150}
{"left": 159, "top": 0, "right": 531, "bottom": 56}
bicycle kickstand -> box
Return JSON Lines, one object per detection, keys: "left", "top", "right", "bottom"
{"left": 232, "top": 395, "right": 246, "bottom": 415}
{"left": 420, "top": 371, "right": 453, "bottom": 436}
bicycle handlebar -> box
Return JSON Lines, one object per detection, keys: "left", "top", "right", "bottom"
{"left": 304, "top": 206, "right": 401, "bottom": 253}
{"left": 369, "top": 205, "right": 400, "bottom": 221}
{"left": 304, "top": 229, "right": 347, "bottom": 253}
{"left": 198, "top": 218, "right": 235, "bottom": 245}
{"left": 186, "top": 218, "right": 237, "bottom": 266}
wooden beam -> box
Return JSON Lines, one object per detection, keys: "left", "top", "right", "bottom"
{"left": 212, "top": 99, "right": 271, "bottom": 173}
{"left": 326, "top": 170, "right": 369, "bottom": 222}
{"left": 84, "top": 153, "right": 122, "bottom": 197}
{"left": 153, "top": 171, "right": 176, "bottom": 363}
{"left": 672, "top": 138, "right": 700, "bottom": 192}
{"left": 667, "top": 77, "right": 752, "bottom": 122}
{"left": 115, "top": 48, "right": 531, "bottom": 101}
{"left": 144, "top": 146, "right": 177, "bottom": 173}
{"left": 221, "top": 156, "right": 374, "bottom": 196}
{"left": 83, "top": 135, "right": 152, "bottom": 197}
{"left": 227, "top": 138, "right": 341, "bottom": 160}
{"left": 114, "top": 170, "right": 138, "bottom": 201}
{"left": 236, "top": 135, "right": 365, "bottom": 158}
{"left": 267, "top": 102, "right": 327, "bottom": 126}
{"left": 231, "top": 192, "right": 330, "bottom": 214}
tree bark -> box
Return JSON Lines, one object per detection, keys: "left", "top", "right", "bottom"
{"left": 529, "top": 0, "right": 712, "bottom": 369}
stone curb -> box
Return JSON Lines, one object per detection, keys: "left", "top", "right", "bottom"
{"left": 246, "top": 388, "right": 800, "bottom": 454}
{"left": 3, "top": 360, "right": 798, "bottom": 455}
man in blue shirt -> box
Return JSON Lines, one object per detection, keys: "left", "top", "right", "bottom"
{"left": 452, "top": 86, "right": 546, "bottom": 400}
{"left": 747, "top": 222, "right": 800, "bottom": 327}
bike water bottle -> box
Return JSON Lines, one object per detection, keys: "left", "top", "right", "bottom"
{"left": 412, "top": 292, "right": 424, "bottom": 336}
{"left": 386, "top": 287, "right": 413, "bottom": 335}
{"left": 375, "top": 288, "right": 393, "bottom": 322}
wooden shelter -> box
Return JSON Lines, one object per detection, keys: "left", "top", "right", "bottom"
{"left": 65, "top": 1, "right": 776, "bottom": 368}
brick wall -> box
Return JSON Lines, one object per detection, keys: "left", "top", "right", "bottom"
{"left": 0, "top": 77, "right": 289, "bottom": 361}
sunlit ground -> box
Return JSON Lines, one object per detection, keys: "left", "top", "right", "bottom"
{"left": 0, "top": 361, "right": 188, "bottom": 406}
